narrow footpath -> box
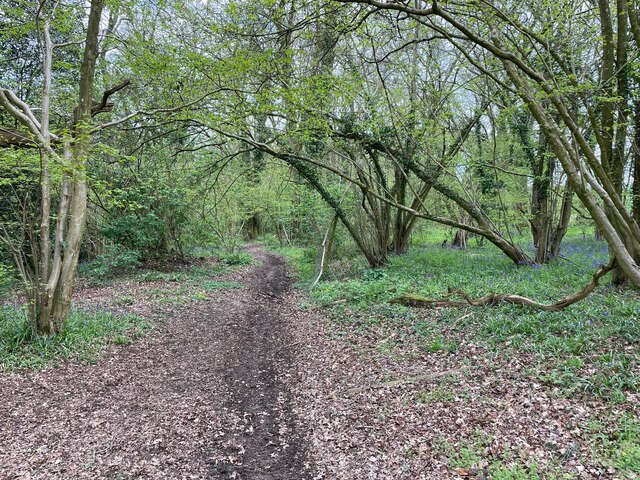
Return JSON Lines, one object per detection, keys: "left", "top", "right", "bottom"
{"left": 0, "top": 248, "right": 311, "bottom": 479}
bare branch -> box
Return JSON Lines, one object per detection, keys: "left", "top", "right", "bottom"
{"left": 90, "top": 88, "right": 228, "bottom": 132}
{"left": 390, "top": 258, "right": 617, "bottom": 311}
{"left": 90, "top": 79, "right": 131, "bottom": 117}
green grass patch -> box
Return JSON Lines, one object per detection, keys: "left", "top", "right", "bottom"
{"left": 587, "top": 411, "right": 640, "bottom": 476}
{"left": 217, "top": 250, "right": 253, "bottom": 266}
{"left": 440, "top": 433, "right": 570, "bottom": 479}
{"left": 277, "top": 235, "right": 639, "bottom": 402}
{"left": 271, "top": 246, "right": 318, "bottom": 283}
{"left": 0, "top": 304, "right": 153, "bottom": 370}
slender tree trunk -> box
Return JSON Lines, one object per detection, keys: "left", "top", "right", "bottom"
{"left": 35, "top": 22, "right": 54, "bottom": 334}
{"left": 633, "top": 99, "right": 640, "bottom": 226}
{"left": 548, "top": 184, "right": 573, "bottom": 261}
{"left": 49, "top": 0, "right": 105, "bottom": 329}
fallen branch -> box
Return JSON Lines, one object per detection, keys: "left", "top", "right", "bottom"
{"left": 389, "top": 258, "right": 616, "bottom": 312}
{"left": 344, "top": 369, "right": 461, "bottom": 397}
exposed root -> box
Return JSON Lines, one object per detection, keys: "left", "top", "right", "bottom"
{"left": 390, "top": 258, "right": 616, "bottom": 312}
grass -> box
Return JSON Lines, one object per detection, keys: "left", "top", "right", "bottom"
{"left": 275, "top": 232, "right": 639, "bottom": 477}
{"left": 587, "top": 411, "right": 640, "bottom": 474}
{"left": 0, "top": 304, "right": 153, "bottom": 370}
{"left": 280, "top": 235, "right": 639, "bottom": 402}
{"left": 78, "top": 248, "right": 254, "bottom": 286}
{"left": 0, "top": 247, "right": 251, "bottom": 371}
{"left": 136, "top": 267, "right": 245, "bottom": 307}
{"left": 439, "top": 432, "right": 575, "bottom": 479}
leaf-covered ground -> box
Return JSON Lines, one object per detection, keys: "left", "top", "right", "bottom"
{"left": 0, "top": 251, "right": 310, "bottom": 479}
{"left": 1, "top": 246, "right": 637, "bottom": 479}
{"left": 289, "top": 298, "right": 637, "bottom": 478}
{"left": 280, "top": 238, "right": 639, "bottom": 479}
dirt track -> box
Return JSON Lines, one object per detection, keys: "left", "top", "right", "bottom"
{"left": 0, "top": 249, "right": 311, "bottom": 479}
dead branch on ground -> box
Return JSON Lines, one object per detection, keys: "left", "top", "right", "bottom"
{"left": 389, "top": 258, "right": 616, "bottom": 312}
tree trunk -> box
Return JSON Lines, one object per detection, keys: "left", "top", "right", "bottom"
{"left": 501, "top": 59, "right": 640, "bottom": 286}
{"left": 0, "top": 0, "right": 109, "bottom": 334}
{"left": 452, "top": 229, "right": 469, "bottom": 249}
{"left": 633, "top": 99, "right": 640, "bottom": 226}
{"left": 45, "top": 0, "right": 105, "bottom": 332}
{"left": 548, "top": 184, "right": 573, "bottom": 261}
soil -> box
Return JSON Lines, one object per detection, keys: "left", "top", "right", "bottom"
{"left": 1, "top": 247, "right": 633, "bottom": 479}
{"left": 0, "top": 248, "right": 311, "bottom": 479}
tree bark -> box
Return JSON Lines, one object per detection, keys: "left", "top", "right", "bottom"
{"left": 50, "top": 0, "right": 105, "bottom": 328}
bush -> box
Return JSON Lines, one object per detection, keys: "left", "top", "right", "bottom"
{"left": 94, "top": 174, "right": 192, "bottom": 260}
{"left": 218, "top": 251, "right": 253, "bottom": 266}
{"left": 78, "top": 248, "right": 142, "bottom": 278}
{"left": 0, "top": 263, "right": 14, "bottom": 299}
{"left": 101, "top": 212, "right": 166, "bottom": 254}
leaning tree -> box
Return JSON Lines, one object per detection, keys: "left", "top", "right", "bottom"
{"left": 337, "top": 0, "right": 640, "bottom": 287}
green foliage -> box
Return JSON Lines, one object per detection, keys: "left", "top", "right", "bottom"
{"left": 218, "top": 251, "right": 253, "bottom": 266}
{"left": 0, "top": 151, "right": 41, "bottom": 241}
{"left": 78, "top": 247, "right": 142, "bottom": 279}
{"left": 588, "top": 412, "right": 640, "bottom": 474}
{"left": 0, "top": 304, "right": 152, "bottom": 370}
{"left": 101, "top": 212, "right": 165, "bottom": 252}
{"left": 79, "top": 248, "right": 253, "bottom": 289}
{"left": 273, "top": 246, "right": 318, "bottom": 281}
{"left": 439, "top": 433, "right": 572, "bottom": 479}
{"left": 281, "top": 233, "right": 639, "bottom": 402}
{"left": 0, "top": 263, "right": 14, "bottom": 299}
{"left": 95, "top": 175, "right": 191, "bottom": 259}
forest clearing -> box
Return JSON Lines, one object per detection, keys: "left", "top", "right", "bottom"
{"left": 1, "top": 0, "right": 640, "bottom": 478}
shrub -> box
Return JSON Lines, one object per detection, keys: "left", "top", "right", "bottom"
{"left": 218, "top": 251, "right": 253, "bottom": 266}
{"left": 0, "top": 263, "right": 14, "bottom": 298}
{"left": 78, "top": 248, "right": 142, "bottom": 278}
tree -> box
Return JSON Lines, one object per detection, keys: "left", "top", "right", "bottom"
{"left": 337, "top": 0, "right": 640, "bottom": 287}
{"left": 0, "top": 0, "right": 110, "bottom": 334}
{"left": 178, "top": 1, "right": 535, "bottom": 267}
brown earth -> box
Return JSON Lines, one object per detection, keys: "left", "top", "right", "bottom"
{"left": 1, "top": 248, "right": 634, "bottom": 479}
{"left": 0, "top": 248, "right": 311, "bottom": 479}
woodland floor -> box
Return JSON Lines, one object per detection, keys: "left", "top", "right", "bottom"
{"left": 0, "top": 248, "right": 310, "bottom": 479}
{"left": 0, "top": 247, "right": 636, "bottom": 479}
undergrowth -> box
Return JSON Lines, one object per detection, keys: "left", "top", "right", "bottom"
{"left": 279, "top": 236, "right": 639, "bottom": 402}
{"left": 78, "top": 248, "right": 253, "bottom": 285}
{"left": 0, "top": 247, "right": 250, "bottom": 371}
{"left": 0, "top": 304, "right": 153, "bottom": 370}
{"left": 275, "top": 234, "right": 639, "bottom": 477}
